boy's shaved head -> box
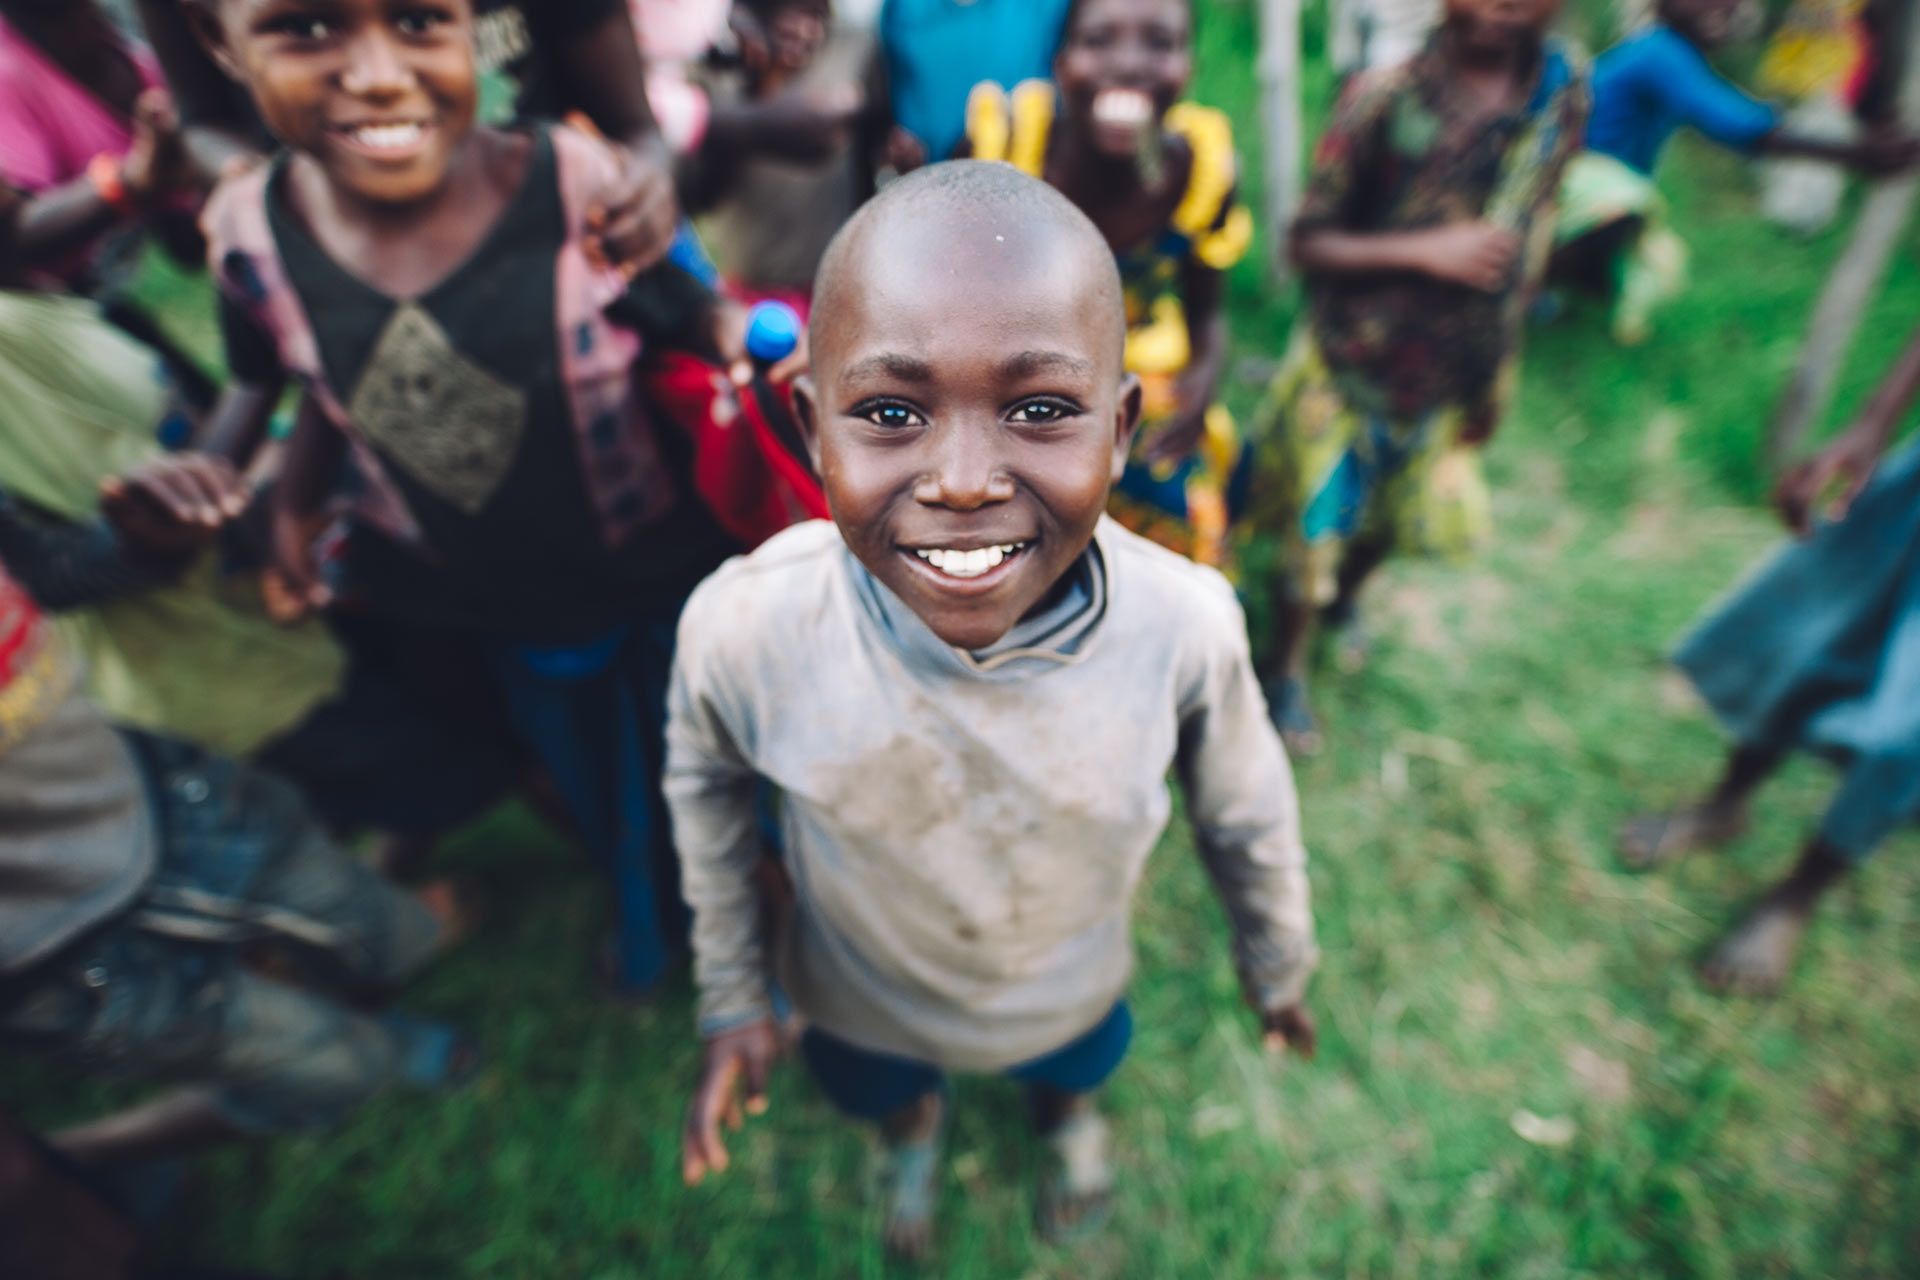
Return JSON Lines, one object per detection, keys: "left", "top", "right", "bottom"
{"left": 797, "top": 160, "right": 1140, "bottom": 653}
{"left": 812, "top": 160, "right": 1126, "bottom": 364}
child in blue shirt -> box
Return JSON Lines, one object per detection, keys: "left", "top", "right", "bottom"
{"left": 1552, "top": 0, "right": 1916, "bottom": 343}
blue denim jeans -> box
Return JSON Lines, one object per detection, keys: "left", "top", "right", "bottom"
{"left": 0, "top": 731, "right": 446, "bottom": 1132}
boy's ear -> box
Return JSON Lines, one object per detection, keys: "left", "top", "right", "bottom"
{"left": 185, "top": 3, "right": 247, "bottom": 84}
{"left": 1110, "top": 373, "right": 1144, "bottom": 485}
{"left": 791, "top": 374, "right": 826, "bottom": 475}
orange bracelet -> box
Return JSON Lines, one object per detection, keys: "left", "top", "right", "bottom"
{"left": 87, "top": 152, "right": 136, "bottom": 215}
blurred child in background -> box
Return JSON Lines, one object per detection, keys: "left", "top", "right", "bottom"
{"left": 669, "top": 163, "right": 1317, "bottom": 1261}
{"left": 1621, "top": 322, "right": 1920, "bottom": 994}
{"left": 192, "top": 0, "right": 741, "bottom": 998}
{"left": 1550, "top": 0, "right": 1916, "bottom": 344}
{"left": 963, "top": 0, "right": 1255, "bottom": 570}
{"left": 1250, "top": 0, "right": 1588, "bottom": 751}
{"left": 881, "top": 0, "right": 1073, "bottom": 166}
{"left": 682, "top": 0, "right": 885, "bottom": 310}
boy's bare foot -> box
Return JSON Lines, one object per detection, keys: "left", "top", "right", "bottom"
{"left": 1700, "top": 895, "right": 1813, "bottom": 995}
{"left": 1618, "top": 803, "right": 1746, "bottom": 870}
{"left": 879, "top": 1091, "right": 945, "bottom": 1262}
{"left": 1034, "top": 1094, "right": 1114, "bottom": 1244}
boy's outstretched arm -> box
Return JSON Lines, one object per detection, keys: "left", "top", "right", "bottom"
{"left": 1175, "top": 586, "right": 1321, "bottom": 1056}
{"left": 663, "top": 615, "right": 781, "bottom": 1185}
{"left": 1776, "top": 321, "right": 1920, "bottom": 534}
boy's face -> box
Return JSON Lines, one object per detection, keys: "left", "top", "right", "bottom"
{"left": 1441, "top": 0, "right": 1561, "bottom": 57}
{"left": 796, "top": 215, "right": 1139, "bottom": 652}
{"left": 202, "top": 0, "right": 478, "bottom": 206}
{"left": 1055, "top": 0, "right": 1192, "bottom": 159}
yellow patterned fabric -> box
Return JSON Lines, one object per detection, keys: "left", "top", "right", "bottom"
{"left": 965, "top": 82, "right": 1253, "bottom": 568}
{"left": 1248, "top": 330, "right": 1492, "bottom": 606}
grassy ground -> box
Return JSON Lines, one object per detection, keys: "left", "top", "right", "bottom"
{"left": 11, "top": 2, "right": 1920, "bottom": 1276}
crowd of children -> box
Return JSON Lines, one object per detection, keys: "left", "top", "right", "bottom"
{"left": 1, "top": 0, "right": 1917, "bottom": 1269}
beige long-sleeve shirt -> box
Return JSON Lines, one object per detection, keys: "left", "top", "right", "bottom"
{"left": 664, "top": 518, "right": 1317, "bottom": 1071}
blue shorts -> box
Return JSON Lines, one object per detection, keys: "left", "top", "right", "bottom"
{"left": 801, "top": 1003, "right": 1133, "bottom": 1121}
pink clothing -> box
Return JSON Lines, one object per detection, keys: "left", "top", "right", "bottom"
{"left": 0, "top": 15, "right": 162, "bottom": 195}
{"left": 630, "top": 0, "right": 733, "bottom": 153}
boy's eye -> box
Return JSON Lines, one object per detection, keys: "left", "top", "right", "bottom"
{"left": 1008, "top": 398, "right": 1080, "bottom": 426}
{"left": 395, "top": 6, "right": 453, "bottom": 35}
{"left": 855, "top": 402, "right": 925, "bottom": 430}
{"left": 266, "top": 14, "right": 335, "bottom": 40}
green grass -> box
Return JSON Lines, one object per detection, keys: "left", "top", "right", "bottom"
{"left": 10, "top": 2, "right": 1920, "bottom": 1275}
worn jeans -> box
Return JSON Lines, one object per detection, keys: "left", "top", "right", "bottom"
{"left": 0, "top": 731, "right": 445, "bottom": 1132}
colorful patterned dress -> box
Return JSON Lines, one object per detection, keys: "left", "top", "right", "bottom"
{"left": 966, "top": 80, "right": 1255, "bottom": 568}
{"left": 1251, "top": 38, "right": 1588, "bottom": 605}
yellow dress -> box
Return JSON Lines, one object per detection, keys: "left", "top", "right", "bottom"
{"left": 966, "top": 80, "right": 1254, "bottom": 568}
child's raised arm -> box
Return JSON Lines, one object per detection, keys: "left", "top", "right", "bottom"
{"left": 1288, "top": 77, "right": 1520, "bottom": 293}
{"left": 662, "top": 600, "right": 781, "bottom": 1184}
{"left": 1175, "top": 580, "right": 1320, "bottom": 1055}
{"left": 261, "top": 394, "right": 342, "bottom": 623}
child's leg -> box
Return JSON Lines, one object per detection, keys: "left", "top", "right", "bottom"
{"left": 1701, "top": 836, "right": 1852, "bottom": 995}
{"left": 1262, "top": 580, "right": 1324, "bottom": 755}
{"left": 1619, "top": 742, "right": 1785, "bottom": 869}
{"left": 798, "top": 1027, "right": 948, "bottom": 1259}
{"left": 1321, "top": 532, "right": 1395, "bottom": 673}
{"left": 124, "top": 732, "right": 453, "bottom": 989}
{"left": 1008, "top": 1003, "right": 1133, "bottom": 1242}
{"left": 3, "top": 928, "right": 471, "bottom": 1168}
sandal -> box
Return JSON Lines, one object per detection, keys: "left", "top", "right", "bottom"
{"left": 881, "top": 1090, "right": 947, "bottom": 1262}
{"left": 1036, "top": 1107, "right": 1115, "bottom": 1245}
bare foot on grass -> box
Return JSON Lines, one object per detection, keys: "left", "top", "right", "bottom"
{"left": 1700, "top": 895, "right": 1811, "bottom": 995}
{"left": 1618, "top": 803, "right": 1746, "bottom": 870}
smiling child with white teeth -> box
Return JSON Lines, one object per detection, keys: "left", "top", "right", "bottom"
{"left": 667, "top": 162, "right": 1319, "bottom": 1261}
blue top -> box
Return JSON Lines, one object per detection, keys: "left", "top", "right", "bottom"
{"left": 880, "top": 0, "right": 1073, "bottom": 163}
{"left": 1586, "top": 25, "right": 1780, "bottom": 175}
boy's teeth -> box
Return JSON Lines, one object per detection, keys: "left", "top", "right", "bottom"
{"left": 913, "top": 543, "right": 1023, "bottom": 578}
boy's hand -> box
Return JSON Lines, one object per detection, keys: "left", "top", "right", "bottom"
{"left": 684, "top": 1018, "right": 781, "bottom": 1185}
{"left": 262, "top": 501, "right": 333, "bottom": 623}
{"left": 1257, "top": 1002, "right": 1318, "bottom": 1059}
{"left": 584, "top": 136, "right": 679, "bottom": 279}
{"left": 1145, "top": 374, "right": 1212, "bottom": 466}
{"left": 883, "top": 126, "right": 928, "bottom": 174}
{"left": 1411, "top": 222, "right": 1520, "bottom": 292}
{"left": 711, "top": 297, "right": 809, "bottom": 387}
{"left": 98, "top": 454, "right": 248, "bottom": 558}
{"left": 1774, "top": 423, "right": 1886, "bottom": 535}
{"left": 120, "top": 89, "right": 197, "bottom": 206}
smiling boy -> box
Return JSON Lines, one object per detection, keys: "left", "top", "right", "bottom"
{"left": 665, "top": 161, "right": 1317, "bottom": 1258}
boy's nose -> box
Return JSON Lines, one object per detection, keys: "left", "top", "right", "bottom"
{"left": 340, "top": 30, "right": 416, "bottom": 99}
{"left": 914, "top": 429, "right": 1015, "bottom": 510}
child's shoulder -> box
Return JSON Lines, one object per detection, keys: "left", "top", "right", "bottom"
{"left": 681, "top": 520, "right": 850, "bottom": 636}
{"left": 1098, "top": 519, "right": 1245, "bottom": 636}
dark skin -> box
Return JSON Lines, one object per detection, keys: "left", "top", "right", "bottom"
{"left": 1045, "top": 0, "right": 1225, "bottom": 466}
{"left": 1619, "top": 322, "right": 1920, "bottom": 994}
{"left": 1659, "top": 0, "right": 1919, "bottom": 175}
{"left": 0, "top": 3, "right": 204, "bottom": 283}
{"left": 157, "top": 0, "right": 677, "bottom": 271}
{"left": 681, "top": 185, "right": 1315, "bottom": 1191}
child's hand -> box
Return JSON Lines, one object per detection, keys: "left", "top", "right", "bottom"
{"left": 710, "top": 297, "right": 809, "bottom": 387}
{"left": 683, "top": 1018, "right": 781, "bottom": 1185}
{"left": 1774, "top": 422, "right": 1887, "bottom": 535}
{"left": 1412, "top": 221, "right": 1521, "bottom": 292}
{"left": 882, "top": 126, "right": 928, "bottom": 174}
{"left": 120, "top": 89, "right": 197, "bottom": 206}
{"left": 1145, "top": 370, "right": 1214, "bottom": 465}
{"left": 262, "top": 500, "right": 333, "bottom": 623}
{"left": 583, "top": 136, "right": 680, "bottom": 279}
{"left": 98, "top": 454, "right": 248, "bottom": 558}
{"left": 1257, "top": 1002, "right": 1318, "bottom": 1059}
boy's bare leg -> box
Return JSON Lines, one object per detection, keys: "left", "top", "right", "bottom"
{"left": 1029, "top": 1085, "right": 1114, "bottom": 1242}
{"left": 48, "top": 1090, "right": 242, "bottom": 1170}
{"left": 878, "top": 1090, "right": 945, "bottom": 1262}
{"left": 1702, "top": 838, "right": 1852, "bottom": 995}
{"left": 1620, "top": 744, "right": 1785, "bottom": 869}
